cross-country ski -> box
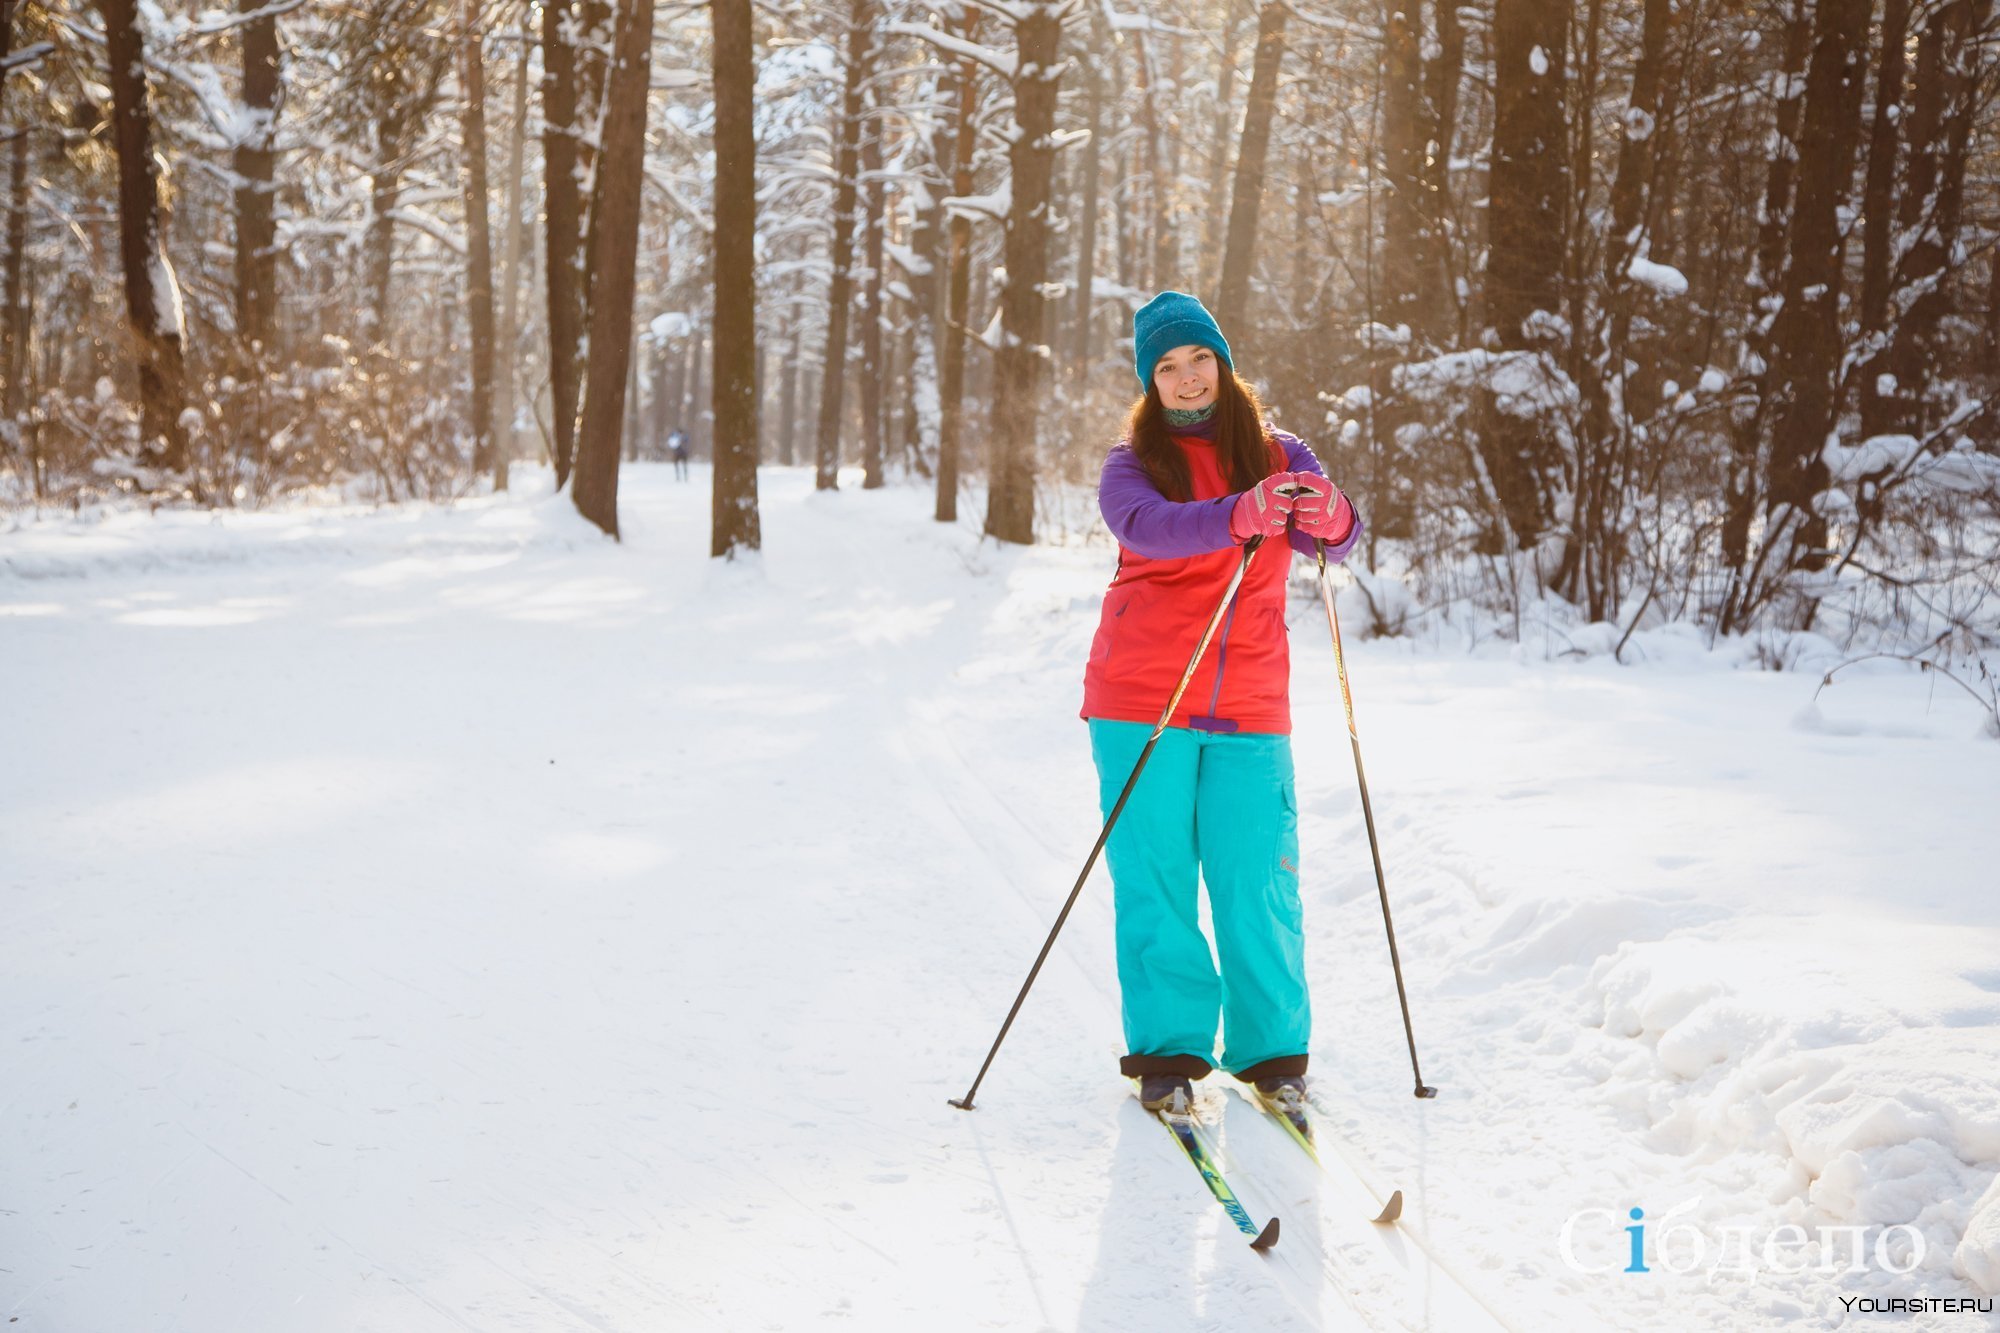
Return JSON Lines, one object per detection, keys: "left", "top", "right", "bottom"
{"left": 1148, "top": 1083, "right": 1283, "bottom": 1251}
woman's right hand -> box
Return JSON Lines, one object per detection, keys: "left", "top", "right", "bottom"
{"left": 1228, "top": 473, "right": 1301, "bottom": 543}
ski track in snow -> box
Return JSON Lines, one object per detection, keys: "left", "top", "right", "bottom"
{"left": 3, "top": 464, "right": 1998, "bottom": 1332}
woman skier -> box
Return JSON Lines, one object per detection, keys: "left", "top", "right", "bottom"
{"left": 1082, "top": 291, "right": 1364, "bottom": 1121}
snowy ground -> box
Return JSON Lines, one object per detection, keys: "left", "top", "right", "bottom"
{"left": 4, "top": 464, "right": 1998, "bottom": 1332}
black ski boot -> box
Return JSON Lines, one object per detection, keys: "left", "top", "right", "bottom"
{"left": 1253, "top": 1075, "right": 1312, "bottom": 1141}
{"left": 1139, "top": 1073, "right": 1195, "bottom": 1114}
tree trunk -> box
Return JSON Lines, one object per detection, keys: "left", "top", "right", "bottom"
{"left": 907, "top": 75, "right": 946, "bottom": 479}
{"left": 1883, "top": 0, "right": 1988, "bottom": 436}
{"left": 459, "top": 0, "right": 497, "bottom": 481}
{"left": 659, "top": 338, "right": 681, "bottom": 445}
{"left": 1199, "top": 0, "right": 1250, "bottom": 298}
{"left": 3, "top": 126, "right": 27, "bottom": 419}
{"left": 812, "top": 0, "right": 875, "bottom": 491}
{"left": 710, "top": 0, "right": 760, "bottom": 556}
{"left": 1562, "top": 0, "right": 1601, "bottom": 395}
{"left": 663, "top": 334, "right": 686, "bottom": 438}
{"left": 1, "top": 0, "right": 19, "bottom": 416}
{"left": 1755, "top": 0, "right": 1871, "bottom": 595}
{"left": 1214, "top": 0, "right": 1287, "bottom": 334}
{"left": 1480, "top": 0, "right": 1570, "bottom": 548}
{"left": 570, "top": 0, "right": 655, "bottom": 536}
{"left": 624, "top": 322, "right": 641, "bottom": 461}
{"left": 859, "top": 100, "right": 886, "bottom": 488}
{"left": 1981, "top": 248, "right": 2000, "bottom": 447}
{"left": 1856, "top": 0, "right": 1913, "bottom": 437}
{"left": 232, "top": 0, "right": 280, "bottom": 353}
{"left": 1721, "top": 0, "right": 1811, "bottom": 578}
{"left": 364, "top": 154, "right": 401, "bottom": 350}
{"left": 542, "top": 0, "right": 583, "bottom": 487}
{"left": 1160, "top": 31, "right": 1183, "bottom": 286}
{"left": 906, "top": 313, "right": 939, "bottom": 478}
{"left": 689, "top": 329, "right": 707, "bottom": 455}
{"left": 1752, "top": 1, "right": 1812, "bottom": 297}
{"left": 1069, "top": 15, "right": 1103, "bottom": 387}
{"left": 935, "top": 10, "right": 977, "bottom": 522}
{"left": 778, "top": 331, "right": 799, "bottom": 466}
{"left": 1418, "top": 0, "right": 1465, "bottom": 338}
{"left": 1132, "top": 33, "right": 1166, "bottom": 291}
{"left": 495, "top": 0, "right": 533, "bottom": 490}
{"left": 1379, "top": 4, "right": 1424, "bottom": 334}
{"left": 985, "top": 2, "right": 1062, "bottom": 545}
{"left": 1564, "top": 0, "right": 1669, "bottom": 617}
{"left": 1116, "top": 133, "right": 1137, "bottom": 292}
{"left": 100, "top": 0, "right": 192, "bottom": 475}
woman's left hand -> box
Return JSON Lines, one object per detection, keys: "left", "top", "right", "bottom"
{"left": 1287, "top": 474, "right": 1355, "bottom": 542}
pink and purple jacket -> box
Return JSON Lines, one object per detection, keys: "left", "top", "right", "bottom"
{"left": 1081, "top": 430, "right": 1363, "bottom": 736}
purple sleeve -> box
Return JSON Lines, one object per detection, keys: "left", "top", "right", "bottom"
{"left": 1098, "top": 445, "right": 1238, "bottom": 559}
{"left": 1280, "top": 433, "right": 1365, "bottom": 564}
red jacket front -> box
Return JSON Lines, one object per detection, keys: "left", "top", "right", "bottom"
{"left": 1081, "top": 432, "right": 1332, "bottom": 736}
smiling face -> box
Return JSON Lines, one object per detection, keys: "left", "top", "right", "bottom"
{"left": 1151, "top": 343, "right": 1221, "bottom": 411}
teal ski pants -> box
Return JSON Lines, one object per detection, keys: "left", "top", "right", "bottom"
{"left": 1086, "top": 718, "right": 1309, "bottom": 1076}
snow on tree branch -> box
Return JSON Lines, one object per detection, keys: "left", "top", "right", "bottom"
{"left": 642, "top": 165, "right": 718, "bottom": 235}
{"left": 1, "top": 42, "right": 56, "bottom": 72}
{"left": 883, "top": 21, "right": 1017, "bottom": 80}
{"left": 189, "top": 0, "right": 307, "bottom": 38}
{"left": 943, "top": 183, "right": 1011, "bottom": 223}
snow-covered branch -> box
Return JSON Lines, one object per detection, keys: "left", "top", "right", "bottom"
{"left": 642, "top": 164, "right": 717, "bottom": 235}
{"left": 942, "top": 183, "right": 1011, "bottom": 223}
{"left": 189, "top": 0, "right": 308, "bottom": 38}
{"left": 382, "top": 207, "right": 465, "bottom": 257}
{"left": 884, "top": 21, "right": 1017, "bottom": 80}
{"left": 1, "top": 42, "right": 56, "bottom": 72}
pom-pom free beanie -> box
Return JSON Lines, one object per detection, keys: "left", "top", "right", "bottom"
{"left": 1132, "top": 291, "right": 1233, "bottom": 388}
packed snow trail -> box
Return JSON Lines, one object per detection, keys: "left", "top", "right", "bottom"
{"left": 5, "top": 464, "right": 1997, "bottom": 1331}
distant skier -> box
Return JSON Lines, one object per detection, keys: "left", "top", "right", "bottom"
{"left": 1082, "top": 291, "right": 1364, "bottom": 1120}
{"left": 667, "top": 426, "right": 690, "bottom": 480}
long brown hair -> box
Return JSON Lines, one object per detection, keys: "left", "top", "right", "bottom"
{"left": 1123, "top": 359, "right": 1280, "bottom": 502}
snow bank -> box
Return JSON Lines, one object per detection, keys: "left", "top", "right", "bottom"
{"left": 0, "top": 483, "right": 602, "bottom": 580}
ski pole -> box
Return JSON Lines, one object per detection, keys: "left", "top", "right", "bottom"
{"left": 950, "top": 535, "right": 1272, "bottom": 1111}
{"left": 1314, "top": 540, "right": 1437, "bottom": 1099}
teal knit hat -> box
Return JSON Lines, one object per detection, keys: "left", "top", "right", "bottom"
{"left": 1132, "top": 291, "right": 1233, "bottom": 387}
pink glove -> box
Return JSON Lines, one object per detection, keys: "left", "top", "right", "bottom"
{"left": 1229, "top": 473, "right": 1301, "bottom": 543}
{"left": 1287, "top": 473, "right": 1354, "bottom": 542}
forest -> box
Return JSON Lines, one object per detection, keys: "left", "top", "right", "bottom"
{"left": 3, "top": 0, "right": 1998, "bottom": 664}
